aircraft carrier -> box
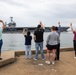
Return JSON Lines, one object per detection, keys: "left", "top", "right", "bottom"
{"left": 3, "top": 17, "right": 69, "bottom": 33}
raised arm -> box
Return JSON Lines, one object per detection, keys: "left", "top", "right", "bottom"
{"left": 70, "top": 23, "right": 74, "bottom": 32}
{"left": 58, "top": 21, "right": 60, "bottom": 26}
{"left": 40, "top": 21, "right": 45, "bottom": 29}
{"left": 58, "top": 21, "right": 61, "bottom": 30}
{"left": 22, "top": 28, "right": 25, "bottom": 35}
{"left": 57, "top": 21, "right": 61, "bottom": 35}
{"left": 0, "top": 20, "right": 5, "bottom": 29}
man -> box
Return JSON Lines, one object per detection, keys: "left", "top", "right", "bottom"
{"left": 34, "top": 21, "right": 45, "bottom": 60}
{"left": 55, "top": 21, "right": 61, "bottom": 60}
{"left": 0, "top": 20, "right": 5, "bottom": 60}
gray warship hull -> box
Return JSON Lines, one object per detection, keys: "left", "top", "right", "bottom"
{"left": 3, "top": 27, "right": 69, "bottom": 33}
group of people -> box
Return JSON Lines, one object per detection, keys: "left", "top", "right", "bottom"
{"left": 23, "top": 21, "right": 61, "bottom": 64}
{"left": 0, "top": 20, "right": 76, "bottom": 65}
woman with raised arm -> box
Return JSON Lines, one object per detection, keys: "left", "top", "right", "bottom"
{"left": 70, "top": 23, "right": 76, "bottom": 59}
{"left": 0, "top": 20, "right": 5, "bottom": 60}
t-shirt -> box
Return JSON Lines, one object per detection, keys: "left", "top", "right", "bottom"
{"left": 73, "top": 31, "right": 76, "bottom": 40}
{"left": 24, "top": 35, "right": 32, "bottom": 45}
{"left": 0, "top": 28, "right": 2, "bottom": 40}
{"left": 46, "top": 31, "right": 59, "bottom": 45}
{"left": 0, "top": 23, "right": 3, "bottom": 40}
{"left": 34, "top": 29, "right": 44, "bottom": 42}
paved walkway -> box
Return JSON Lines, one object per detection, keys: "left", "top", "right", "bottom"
{"left": 0, "top": 51, "right": 76, "bottom": 75}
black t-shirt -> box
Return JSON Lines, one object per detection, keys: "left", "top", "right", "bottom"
{"left": 24, "top": 35, "right": 32, "bottom": 45}
{"left": 34, "top": 29, "right": 44, "bottom": 42}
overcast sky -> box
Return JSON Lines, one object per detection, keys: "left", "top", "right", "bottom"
{"left": 0, "top": 0, "right": 76, "bottom": 27}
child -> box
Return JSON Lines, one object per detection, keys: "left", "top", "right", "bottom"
{"left": 23, "top": 29, "right": 32, "bottom": 59}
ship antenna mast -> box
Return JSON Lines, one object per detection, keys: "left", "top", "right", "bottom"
{"left": 10, "top": 17, "right": 13, "bottom": 22}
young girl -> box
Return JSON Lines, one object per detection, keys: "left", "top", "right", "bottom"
{"left": 23, "top": 29, "right": 32, "bottom": 59}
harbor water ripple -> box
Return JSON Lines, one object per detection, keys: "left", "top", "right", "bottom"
{"left": 2, "top": 32, "right": 73, "bottom": 52}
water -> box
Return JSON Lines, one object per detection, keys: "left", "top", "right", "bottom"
{"left": 2, "top": 32, "right": 73, "bottom": 52}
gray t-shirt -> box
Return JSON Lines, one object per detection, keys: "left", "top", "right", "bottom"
{"left": 46, "top": 31, "right": 59, "bottom": 45}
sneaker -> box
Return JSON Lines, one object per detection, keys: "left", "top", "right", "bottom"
{"left": 52, "top": 62, "right": 55, "bottom": 65}
{"left": 33, "top": 58, "right": 38, "bottom": 60}
{"left": 45, "top": 61, "right": 50, "bottom": 64}
{"left": 74, "top": 57, "right": 76, "bottom": 59}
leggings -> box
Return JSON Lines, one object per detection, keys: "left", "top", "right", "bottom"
{"left": 73, "top": 40, "right": 76, "bottom": 56}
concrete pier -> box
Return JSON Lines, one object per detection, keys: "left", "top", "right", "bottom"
{"left": 0, "top": 47, "right": 74, "bottom": 67}
{"left": 0, "top": 49, "right": 76, "bottom": 75}
{"left": 0, "top": 51, "right": 15, "bottom": 67}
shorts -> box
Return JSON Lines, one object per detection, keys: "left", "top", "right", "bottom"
{"left": 46, "top": 44, "right": 58, "bottom": 50}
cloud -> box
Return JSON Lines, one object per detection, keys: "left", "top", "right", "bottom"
{"left": 0, "top": 0, "right": 76, "bottom": 27}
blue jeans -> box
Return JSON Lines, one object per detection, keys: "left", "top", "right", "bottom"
{"left": 0, "top": 39, "right": 3, "bottom": 54}
{"left": 25, "top": 45, "right": 32, "bottom": 58}
{"left": 35, "top": 42, "right": 44, "bottom": 59}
